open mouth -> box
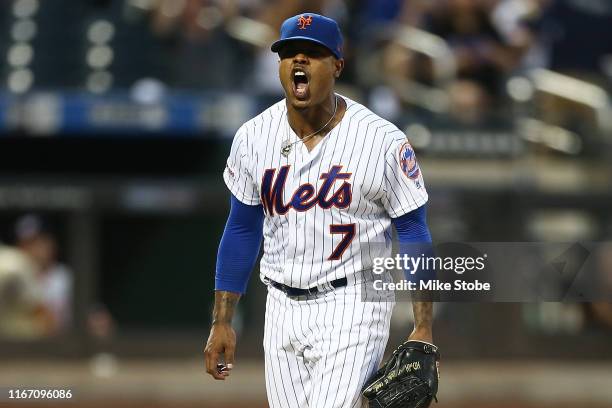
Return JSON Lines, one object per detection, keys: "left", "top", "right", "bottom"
{"left": 292, "top": 68, "right": 309, "bottom": 99}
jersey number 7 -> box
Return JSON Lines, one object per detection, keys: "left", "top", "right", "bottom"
{"left": 328, "top": 223, "right": 356, "bottom": 260}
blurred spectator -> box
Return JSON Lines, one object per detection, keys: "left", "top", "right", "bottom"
{"left": 0, "top": 245, "right": 51, "bottom": 339}
{"left": 86, "top": 303, "right": 118, "bottom": 377}
{"left": 149, "top": 0, "right": 238, "bottom": 40}
{"left": 422, "top": 0, "right": 523, "bottom": 117}
{"left": 128, "top": 0, "right": 248, "bottom": 89}
{"left": 15, "top": 214, "right": 73, "bottom": 335}
{"left": 345, "top": 0, "right": 431, "bottom": 89}
{"left": 533, "top": 0, "right": 612, "bottom": 79}
{"left": 87, "top": 303, "right": 116, "bottom": 341}
{"left": 356, "top": 0, "right": 530, "bottom": 124}
{"left": 349, "top": 0, "right": 431, "bottom": 35}
{"left": 490, "top": 0, "right": 550, "bottom": 70}
{"left": 141, "top": 0, "right": 341, "bottom": 91}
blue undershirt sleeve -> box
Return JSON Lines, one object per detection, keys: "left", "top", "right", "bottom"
{"left": 392, "top": 204, "right": 435, "bottom": 282}
{"left": 391, "top": 204, "right": 431, "bottom": 243}
{"left": 215, "top": 194, "right": 264, "bottom": 294}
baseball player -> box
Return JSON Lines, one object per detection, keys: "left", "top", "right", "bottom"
{"left": 205, "top": 13, "right": 437, "bottom": 408}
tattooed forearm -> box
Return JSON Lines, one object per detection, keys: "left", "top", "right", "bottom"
{"left": 412, "top": 301, "right": 433, "bottom": 332}
{"left": 212, "top": 290, "right": 241, "bottom": 325}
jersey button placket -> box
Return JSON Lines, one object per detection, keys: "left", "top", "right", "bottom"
{"left": 283, "top": 171, "right": 298, "bottom": 276}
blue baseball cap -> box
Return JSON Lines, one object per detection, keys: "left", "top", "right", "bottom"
{"left": 271, "top": 13, "right": 343, "bottom": 59}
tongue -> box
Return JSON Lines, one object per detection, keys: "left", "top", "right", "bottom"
{"left": 295, "top": 82, "right": 308, "bottom": 98}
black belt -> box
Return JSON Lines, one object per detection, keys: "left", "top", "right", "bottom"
{"left": 266, "top": 277, "right": 348, "bottom": 297}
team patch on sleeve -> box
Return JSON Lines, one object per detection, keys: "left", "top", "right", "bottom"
{"left": 398, "top": 141, "right": 421, "bottom": 187}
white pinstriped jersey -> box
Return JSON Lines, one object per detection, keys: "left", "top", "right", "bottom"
{"left": 223, "top": 96, "right": 428, "bottom": 289}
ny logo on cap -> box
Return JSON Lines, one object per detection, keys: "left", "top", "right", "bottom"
{"left": 297, "top": 15, "right": 312, "bottom": 30}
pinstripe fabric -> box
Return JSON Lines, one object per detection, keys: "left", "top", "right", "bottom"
{"left": 264, "top": 284, "right": 394, "bottom": 408}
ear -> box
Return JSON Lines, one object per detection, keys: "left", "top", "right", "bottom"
{"left": 334, "top": 58, "right": 344, "bottom": 79}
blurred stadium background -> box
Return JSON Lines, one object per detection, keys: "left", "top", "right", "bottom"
{"left": 0, "top": 0, "right": 611, "bottom": 407}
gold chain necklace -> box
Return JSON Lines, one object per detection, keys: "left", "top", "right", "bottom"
{"left": 281, "top": 95, "right": 338, "bottom": 157}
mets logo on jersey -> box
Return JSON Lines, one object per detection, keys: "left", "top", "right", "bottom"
{"left": 297, "top": 15, "right": 313, "bottom": 30}
{"left": 260, "top": 165, "right": 352, "bottom": 216}
{"left": 399, "top": 142, "right": 421, "bottom": 188}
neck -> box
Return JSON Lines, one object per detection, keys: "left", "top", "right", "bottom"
{"left": 287, "top": 93, "right": 336, "bottom": 139}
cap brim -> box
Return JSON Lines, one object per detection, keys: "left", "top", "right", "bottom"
{"left": 271, "top": 36, "right": 341, "bottom": 59}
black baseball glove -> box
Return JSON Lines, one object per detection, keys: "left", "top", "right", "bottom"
{"left": 362, "top": 340, "right": 440, "bottom": 408}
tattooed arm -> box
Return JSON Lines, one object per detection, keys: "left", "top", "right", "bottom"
{"left": 206, "top": 195, "right": 264, "bottom": 380}
{"left": 408, "top": 301, "right": 433, "bottom": 342}
{"left": 204, "top": 291, "right": 241, "bottom": 380}
{"left": 391, "top": 206, "right": 434, "bottom": 343}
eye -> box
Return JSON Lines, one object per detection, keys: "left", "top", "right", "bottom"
{"left": 278, "top": 46, "right": 297, "bottom": 59}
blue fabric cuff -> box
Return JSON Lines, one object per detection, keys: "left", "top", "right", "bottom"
{"left": 215, "top": 195, "right": 264, "bottom": 294}
{"left": 392, "top": 204, "right": 435, "bottom": 282}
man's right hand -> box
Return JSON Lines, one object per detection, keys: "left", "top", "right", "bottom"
{"left": 204, "top": 322, "right": 236, "bottom": 380}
